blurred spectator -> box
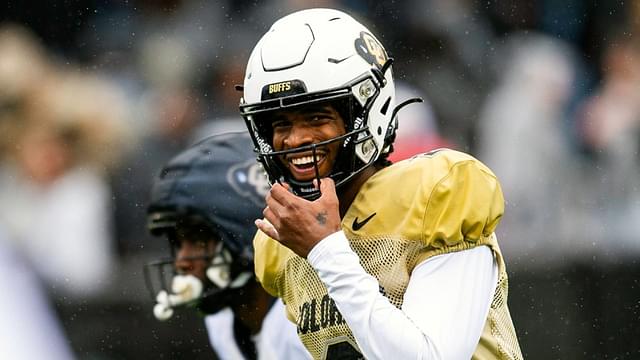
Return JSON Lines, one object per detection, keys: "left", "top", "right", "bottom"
{"left": 191, "top": 58, "right": 254, "bottom": 141}
{"left": 0, "top": 23, "right": 53, "bottom": 159}
{"left": 577, "top": 35, "right": 640, "bottom": 157}
{"left": 112, "top": 85, "right": 203, "bottom": 258}
{"left": 401, "top": 0, "right": 496, "bottom": 148}
{"left": 389, "top": 81, "right": 452, "bottom": 162}
{"left": 0, "top": 228, "right": 76, "bottom": 360}
{"left": 476, "top": 32, "right": 578, "bottom": 261}
{"left": 573, "top": 32, "right": 640, "bottom": 256}
{"left": 109, "top": 2, "right": 230, "bottom": 257}
{"left": 0, "top": 28, "right": 130, "bottom": 297}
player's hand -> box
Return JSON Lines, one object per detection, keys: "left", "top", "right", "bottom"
{"left": 256, "top": 178, "right": 341, "bottom": 258}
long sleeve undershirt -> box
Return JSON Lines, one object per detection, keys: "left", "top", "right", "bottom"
{"left": 204, "top": 299, "right": 311, "bottom": 360}
{"left": 306, "top": 230, "right": 498, "bottom": 360}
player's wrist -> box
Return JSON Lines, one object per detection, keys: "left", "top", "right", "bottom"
{"left": 306, "top": 230, "right": 348, "bottom": 263}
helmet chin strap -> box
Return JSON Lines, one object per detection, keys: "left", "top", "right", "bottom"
{"left": 391, "top": 97, "right": 424, "bottom": 120}
{"left": 383, "top": 97, "right": 424, "bottom": 152}
{"left": 267, "top": 129, "right": 363, "bottom": 200}
{"left": 284, "top": 144, "right": 323, "bottom": 200}
{"left": 371, "top": 57, "right": 394, "bottom": 87}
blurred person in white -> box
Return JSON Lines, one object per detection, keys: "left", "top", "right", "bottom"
{"left": 476, "top": 32, "right": 578, "bottom": 260}
{"left": 574, "top": 29, "right": 640, "bottom": 254}
{"left": 0, "top": 227, "right": 76, "bottom": 360}
{"left": 0, "top": 26, "right": 130, "bottom": 297}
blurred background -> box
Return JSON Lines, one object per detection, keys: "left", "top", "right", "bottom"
{"left": 1, "top": 0, "right": 638, "bottom": 358}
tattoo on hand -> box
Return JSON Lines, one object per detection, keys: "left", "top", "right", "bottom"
{"left": 316, "top": 211, "right": 327, "bottom": 225}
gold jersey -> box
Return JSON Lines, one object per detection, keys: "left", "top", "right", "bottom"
{"left": 254, "top": 149, "right": 523, "bottom": 359}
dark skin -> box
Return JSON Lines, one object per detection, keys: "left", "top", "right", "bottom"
{"left": 255, "top": 105, "right": 380, "bottom": 258}
{"left": 173, "top": 226, "right": 272, "bottom": 334}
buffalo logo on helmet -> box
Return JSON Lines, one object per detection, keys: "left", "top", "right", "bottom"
{"left": 227, "top": 160, "right": 270, "bottom": 207}
{"left": 355, "top": 31, "right": 387, "bottom": 69}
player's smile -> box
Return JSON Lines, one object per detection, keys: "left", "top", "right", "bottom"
{"left": 271, "top": 104, "right": 346, "bottom": 181}
{"left": 285, "top": 151, "right": 328, "bottom": 179}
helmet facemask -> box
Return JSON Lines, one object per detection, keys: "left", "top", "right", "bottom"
{"left": 240, "top": 68, "right": 393, "bottom": 199}
{"left": 144, "top": 220, "right": 254, "bottom": 320}
{"left": 239, "top": 9, "right": 406, "bottom": 199}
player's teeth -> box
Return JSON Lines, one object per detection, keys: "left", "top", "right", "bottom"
{"left": 292, "top": 156, "right": 314, "bottom": 165}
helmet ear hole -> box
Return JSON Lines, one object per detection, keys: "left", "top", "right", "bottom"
{"left": 377, "top": 126, "right": 382, "bottom": 135}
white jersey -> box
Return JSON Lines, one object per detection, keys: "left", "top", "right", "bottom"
{"left": 205, "top": 299, "right": 311, "bottom": 360}
{"left": 0, "top": 233, "right": 76, "bottom": 360}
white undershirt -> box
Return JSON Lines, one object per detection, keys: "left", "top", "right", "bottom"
{"left": 307, "top": 230, "right": 498, "bottom": 360}
{"left": 204, "top": 299, "right": 311, "bottom": 360}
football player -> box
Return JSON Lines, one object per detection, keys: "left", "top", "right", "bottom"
{"left": 144, "top": 132, "right": 310, "bottom": 359}
{"left": 239, "top": 8, "right": 523, "bottom": 360}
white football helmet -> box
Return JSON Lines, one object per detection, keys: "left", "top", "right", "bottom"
{"left": 240, "top": 8, "right": 418, "bottom": 199}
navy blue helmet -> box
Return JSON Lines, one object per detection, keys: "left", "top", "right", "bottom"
{"left": 144, "top": 132, "right": 269, "bottom": 318}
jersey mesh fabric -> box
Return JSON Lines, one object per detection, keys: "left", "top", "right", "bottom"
{"left": 274, "top": 233, "right": 522, "bottom": 359}
{"left": 279, "top": 235, "right": 425, "bottom": 359}
{"left": 255, "top": 149, "right": 523, "bottom": 359}
{"left": 474, "top": 236, "right": 523, "bottom": 360}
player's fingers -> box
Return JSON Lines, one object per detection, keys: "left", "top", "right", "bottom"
{"left": 270, "top": 182, "right": 298, "bottom": 204}
{"left": 255, "top": 219, "right": 280, "bottom": 240}
{"left": 281, "top": 182, "right": 291, "bottom": 192}
{"left": 265, "top": 187, "right": 287, "bottom": 215}
{"left": 317, "top": 177, "right": 337, "bottom": 198}
{"left": 262, "top": 204, "right": 279, "bottom": 224}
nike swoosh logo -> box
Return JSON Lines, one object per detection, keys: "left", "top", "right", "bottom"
{"left": 352, "top": 213, "right": 376, "bottom": 231}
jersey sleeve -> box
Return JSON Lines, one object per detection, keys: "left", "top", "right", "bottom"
{"left": 421, "top": 154, "right": 505, "bottom": 249}
{"left": 252, "top": 229, "right": 292, "bottom": 297}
